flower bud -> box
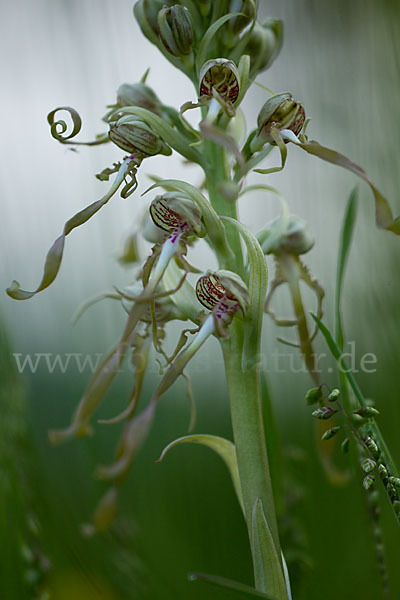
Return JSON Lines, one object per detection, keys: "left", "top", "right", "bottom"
{"left": 327, "top": 388, "right": 340, "bottom": 402}
{"left": 244, "top": 19, "right": 283, "bottom": 74}
{"left": 311, "top": 406, "right": 337, "bottom": 420}
{"left": 388, "top": 476, "right": 400, "bottom": 488}
{"left": 305, "top": 387, "right": 323, "bottom": 406}
{"left": 149, "top": 193, "right": 205, "bottom": 237}
{"left": 259, "top": 214, "right": 314, "bottom": 256}
{"left": 116, "top": 82, "right": 162, "bottom": 115}
{"left": 109, "top": 116, "right": 171, "bottom": 157}
{"left": 362, "top": 435, "right": 379, "bottom": 456}
{"left": 226, "top": 0, "right": 256, "bottom": 36}
{"left": 363, "top": 475, "right": 375, "bottom": 491}
{"left": 355, "top": 406, "right": 380, "bottom": 418}
{"left": 378, "top": 463, "right": 388, "bottom": 483}
{"left": 134, "top": 0, "right": 173, "bottom": 35}
{"left": 361, "top": 458, "right": 376, "bottom": 474}
{"left": 158, "top": 5, "right": 194, "bottom": 57}
{"left": 321, "top": 426, "right": 341, "bottom": 441}
{"left": 199, "top": 59, "right": 240, "bottom": 104}
{"left": 256, "top": 92, "right": 305, "bottom": 144}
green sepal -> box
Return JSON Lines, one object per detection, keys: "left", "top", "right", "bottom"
{"left": 158, "top": 434, "right": 244, "bottom": 512}
{"left": 298, "top": 140, "right": 400, "bottom": 235}
{"left": 251, "top": 498, "right": 288, "bottom": 599}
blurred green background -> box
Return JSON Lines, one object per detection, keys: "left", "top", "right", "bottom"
{"left": 1, "top": 0, "right": 400, "bottom": 598}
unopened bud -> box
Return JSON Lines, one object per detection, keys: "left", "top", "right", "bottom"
{"left": 363, "top": 474, "right": 375, "bottom": 490}
{"left": 361, "top": 458, "right": 376, "bottom": 473}
{"left": 258, "top": 214, "right": 314, "bottom": 256}
{"left": 362, "top": 435, "right": 379, "bottom": 456}
{"left": 199, "top": 59, "right": 240, "bottom": 104}
{"left": 116, "top": 82, "right": 162, "bottom": 115}
{"left": 244, "top": 19, "right": 283, "bottom": 74}
{"left": 355, "top": 406, "right": 380, "bottom": 418}
{"left": 134, "top": 0, "right": 172, "bottom": 35}
{"left": 388, "top": 476, "right": 400, "bottom": 488}
{"left": 158, "top": 5, "right": 194, "bottom": 57}
{"left": 328, "top": 389, "right": 340, "bottom": 402}
{"left": 305, "top": 387, "right": 323, "bottom": 406}
{"left": 311, "top": 406, "right": 337, "bottom": 420}
{"left": 226, "top": 0, "right": 256, "bottom": 36}
{"left": 109, "top": 116, "right": 171, "bottom": 157}
{"left": 321, "top": 426, "right": 341, "bottom": 441}
{"left": 378, "top": 463, "right": 388, "bottom": 483}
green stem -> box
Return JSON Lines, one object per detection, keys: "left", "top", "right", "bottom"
{"left": 204, "top": 140, "right": 245, "bottom": 277}
{"left": 222, "top": 322, "right": 285, "bottom": 595}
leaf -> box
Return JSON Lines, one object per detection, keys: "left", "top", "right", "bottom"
{"left": 195, "top": 13, "right": 243, "bottom": 75}
{"left": 145, "top": 179, "right": 235, "bottom": 269}
{"left": 158, "top": 434, "right": 244, "bottom": 512}
{"left": 188, "top": 572, "right": 278, "bottom": 600}
{"left": 113, "top": 106, "right": 204, "bottom": 165}
{"left": 222, "top": 217, "right": 268, "bottom": 369}
{"left": 335, "top": 188, "right": 358, "bottom": 349}
{"left": 298, "top": 140, "right": 400, "bottom": 235}
{"left": 7, "top": 158, "right": 132, "bottom": 300}
{"left": 251, "top": 498, "right": 288, "bottom": 599}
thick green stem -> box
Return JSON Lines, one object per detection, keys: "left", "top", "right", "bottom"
{"left": 222, "top": 322, "right": 285, "bottom": 595}
{"left": 204, "top": 140, "right": 246, "bottom": 277}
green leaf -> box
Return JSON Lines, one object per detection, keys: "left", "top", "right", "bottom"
{"left": 222, "top": 217, "right": 268, "bottom": 369}
{"left": 7, "top": 159, "right": 132, "bottom": 300}
{"left": 145, "top": 179, "right": 235, "bottom": 269}
{"left": 251, "top": 499, "right": 288, "bottom": 599}
{"left": 114, "top": 106, "right": 204, "bottom": 165}
{"left": 195, "top": 13, "right": 243, "bottom": 75}
{"left": 298, "top": 140, "right": 400, "bottom": 235}
{"left": 335, "top": 188, "right": 358, "bottom": 350}
{"left": 158, "top": 434, "right": 244, "bottom": 512}
{"left": 189, "top": 572, "right": 278, "bottom": 600}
